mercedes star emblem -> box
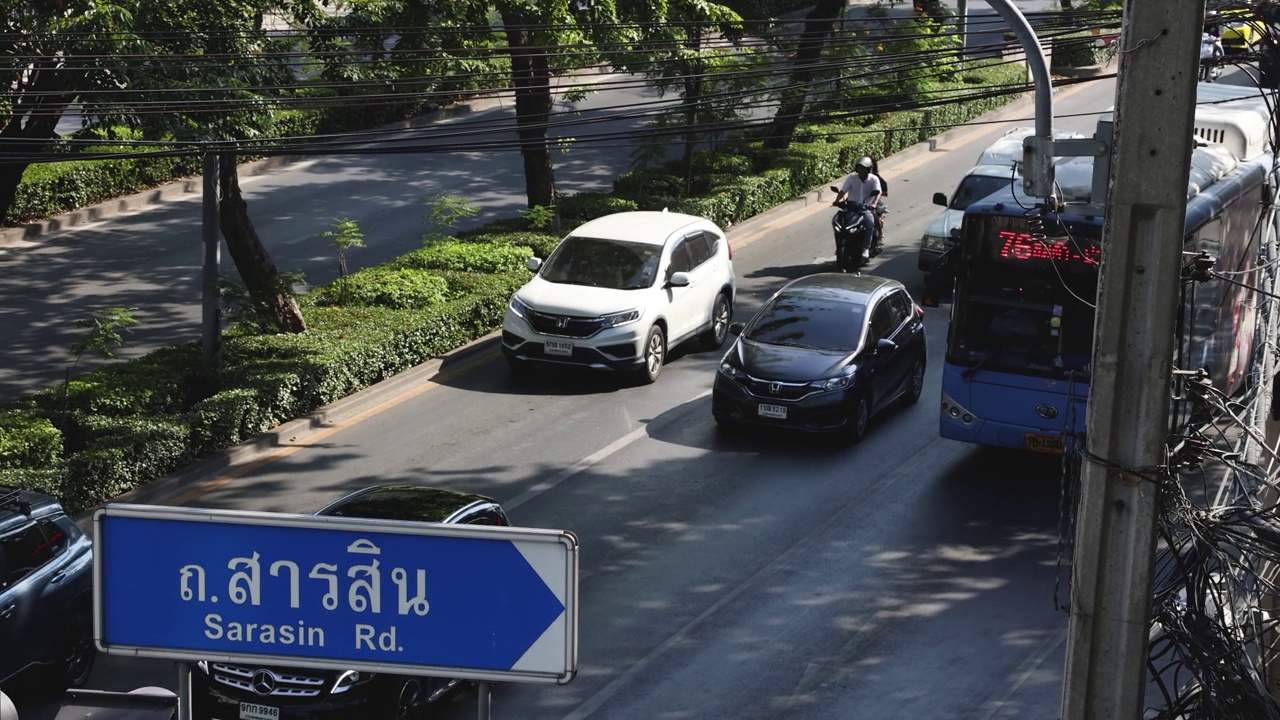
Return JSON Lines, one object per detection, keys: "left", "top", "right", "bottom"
{"left": 251, "top": 670, "right": 277, "bottom": 697}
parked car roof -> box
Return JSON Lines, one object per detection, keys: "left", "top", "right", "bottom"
{"left": 0, "top": 485, "right": 62, "bottom": 533}
{"left": 566, "top": 210, "right": 711, "bottom": 245}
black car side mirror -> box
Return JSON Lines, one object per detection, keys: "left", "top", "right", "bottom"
{"left": 728, "top": 322, "right": 745, "bottom": 336}
{"left": 932, "top": 192, "right": 948, "bottom": 207}
{"left": 876, "top": 338, "right": 898, "bottom": 352}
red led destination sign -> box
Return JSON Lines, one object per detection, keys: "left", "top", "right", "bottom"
{"left": 995, "top": 230, "right": 1100, "bottom": 266}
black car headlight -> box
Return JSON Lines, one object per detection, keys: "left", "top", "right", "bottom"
{"left": 814, "top": 370, "right": 856, "bottom": 392}
{"left": 508, "top": 295, "right": 535, "bottom": 319}
{"left": 719, "top": 361, "right": 743, "bottom": 379}
{"left": 331, "top": 670, "right": 375, "bottom": 694}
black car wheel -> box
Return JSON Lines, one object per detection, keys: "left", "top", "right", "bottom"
{"left": 846, "top": 394, "right": 870, "bottom": 444}
{"left": 903, "top": 358, "right": 925, "bottom": 405}
{"left": 636, "top": 325, "right": 666, "bottom": 384}
{"left": 63, "top": 618, "right": 96, "bottom": 688}
{"left": 394, "top": 678, "right": 425, "bottom": 720}
{"left": 701, "top": 293, "right": 731, "bottom": 351}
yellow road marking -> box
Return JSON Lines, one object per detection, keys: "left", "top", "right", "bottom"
{"left": 171, "top": 349, "right": 499, "bottom": 505}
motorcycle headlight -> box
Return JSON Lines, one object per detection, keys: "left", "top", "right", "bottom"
{"left": 719, "top": 361, "right": 743, "bottom": 379}
{"left": 331, "top": 670, "right": 374, "bottom": 694}
{"left": 599, "top": 308, "right": 641, "bottom": 329}
{"left": 508, "top": 295, "right": 535, "bottom": 319}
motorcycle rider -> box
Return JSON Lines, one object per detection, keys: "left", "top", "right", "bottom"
{"left": 1200, "top": 24, "right": 1224, "bottom": 82}
{"left": 834, "top": 156, "right": 882, "bottom": 260}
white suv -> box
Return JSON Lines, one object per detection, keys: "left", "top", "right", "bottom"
{"left": 501, "top": 210, "right": 736, "bottom": 383}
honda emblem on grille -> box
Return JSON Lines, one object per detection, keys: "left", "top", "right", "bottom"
{"left": 556, "top": 317, "right": 569, "bottom": 330}
{"left": 251, "top": 670, "right": 276, "bottom": 696}
{"left": 1035, "top": 404, "right": 1059, "bottom": 420}
{"left": 770, "top": 381, "right": 782, "bottom": 394}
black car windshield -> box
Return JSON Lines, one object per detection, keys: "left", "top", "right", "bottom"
{"left": 950, "top": 173, "right": 1012, "bottom": 210}
{"left": 540, "top": 236, "right": 663, "bottom": 290}
{"left": 745, "top": 293, "right": 866, "bottom": 351}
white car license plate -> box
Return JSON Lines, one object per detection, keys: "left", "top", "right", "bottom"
{"left": 545, "top": 339, "right": 574, "bottom": 357}
{"left": 240, "top": 702, "right": 280, "bottom": 720}
{"left": 758, "top": 403, "right": 788, "bottom": 419}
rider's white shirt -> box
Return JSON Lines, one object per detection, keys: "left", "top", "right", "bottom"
{"left": 839, "top": 173, "right": 882, "bottom": 204}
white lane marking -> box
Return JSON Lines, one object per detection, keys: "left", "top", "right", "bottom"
{"left": 560, "top": 437, "right": 951, "bottom": 720}
{"left": 503, "top": 388, "right": 713, "bottom": 512}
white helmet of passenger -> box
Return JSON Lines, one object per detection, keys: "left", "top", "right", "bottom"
{"left": 856, "top": 156, "right": 873, "bottom": 169}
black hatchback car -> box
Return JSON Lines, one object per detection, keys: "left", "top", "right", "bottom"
{"left": 192, "top": 485, "right": 512, "bottom": 720}
{"left": 712, "top": 273, "right": 927, "bottom": 442}
{"left": 0, "top": 486, "right": 96, "bottom": 696}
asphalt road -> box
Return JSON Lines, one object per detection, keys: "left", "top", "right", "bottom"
{"left": 0, "top": 76, "right": 680, "bottom": 401}
{"left": 0, "top": 0, "right": 1072, "bottom": 402}
{"left": 7, "top": 74, "right": 1124, "bottom": 720}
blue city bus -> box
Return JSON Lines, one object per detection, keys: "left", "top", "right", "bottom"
{"left": 936, "top": 137, "right": 1272, "bottom": 454}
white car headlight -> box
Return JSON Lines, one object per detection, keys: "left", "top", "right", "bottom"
{"left": 508, "top": 295, "right": 535, "bottom": 319}
{"left": 599, "top": 308, "right": 641, "bottom": 329}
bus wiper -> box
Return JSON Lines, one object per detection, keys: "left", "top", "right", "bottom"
{"left": 961, "top": 357, "right": 987, "bottom": 379}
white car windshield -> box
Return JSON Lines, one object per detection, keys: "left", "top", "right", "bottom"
{"left": 540, "top": 236, "right": 663, "bottom": 290}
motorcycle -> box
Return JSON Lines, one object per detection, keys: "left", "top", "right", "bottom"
{"left": 829, "top": 187, "right": 881, "bottom": 273}
{"left": 1200, "top": 32, "right": 1224, "bottom": 82}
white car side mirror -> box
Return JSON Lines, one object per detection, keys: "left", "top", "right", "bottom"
{"left": 527, "top": 257, "right": 543, "bottom": 272}
{"left": 667, "top": 271, "right": 691, "bottom": 287}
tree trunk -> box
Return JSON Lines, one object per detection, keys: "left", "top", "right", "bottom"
{"left": 502, "top": 20, "right": 557, "bottom": 209}
{"left": 0, "top": 60, "right": 73, "bottom": 222}
{"left": 680, "top": 27, "right": 706, "bottom": 190}
{"left": 764, "top": 0, "right": 847, "bottom": 150}
{"left": 217, "top": 153, "right": 306, "bottom": 334}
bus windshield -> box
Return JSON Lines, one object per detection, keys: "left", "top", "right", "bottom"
{"left": 947, "top": 214, "right": 1100, "bottom": 378}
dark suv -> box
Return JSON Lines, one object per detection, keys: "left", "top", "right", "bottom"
{"left": 0, "top": 486, "right": 96, "bottom": 694}
{"left": 192, "top": 485, "right": 512, "bottom": 720}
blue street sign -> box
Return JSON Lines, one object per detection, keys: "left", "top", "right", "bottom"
{"left": 94, "top": 504, "right": 578, "bottom": 684}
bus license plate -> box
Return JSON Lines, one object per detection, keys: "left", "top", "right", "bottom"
{"left": 758, "top": 404, "right": 788, "bottom": 419}
{"left": 1024, "top": 433, "right": 1064, "bottom": 455}
{"left": 240, "top": 702, "right": 280, "bottom": 720}
{"left": 545, "top": 339, "right": 573, "bottom": 357}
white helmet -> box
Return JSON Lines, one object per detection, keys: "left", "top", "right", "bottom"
{"left": 856, "top": 156, "right": 873, "bottom": 169}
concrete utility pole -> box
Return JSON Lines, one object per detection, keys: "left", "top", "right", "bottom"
{"left": 1061, "top": 1, "right": 1207, "bottom": 718}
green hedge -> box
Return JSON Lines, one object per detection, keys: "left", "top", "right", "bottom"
{"left": 0, "top": 61, "right": 1027, "bottom": 514}
{"left": 395, "top": 240, "right": 534, "bottom": 274}
{"left": 557, "top": 192, "right": 639, "bottom": 224}
{"left": 314, "top": 268, "right": 451, "bottom": 310}
{"left": 0, "top": 408, "right": 62, "bottom": 470}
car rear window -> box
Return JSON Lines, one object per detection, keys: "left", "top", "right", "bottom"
{"left": 745, "top": 295, "right": 867, "bottom": 351}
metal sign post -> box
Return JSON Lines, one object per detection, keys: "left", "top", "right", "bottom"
{"left": 95, "top": 504, "right": 579, "bottom": 692}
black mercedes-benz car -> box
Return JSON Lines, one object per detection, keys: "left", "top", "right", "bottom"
{"left": 192, "top": 485, "right": 512, "bottom": 720}
{"left": 712, "top": 273, "right": 927, "bottom": 442}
